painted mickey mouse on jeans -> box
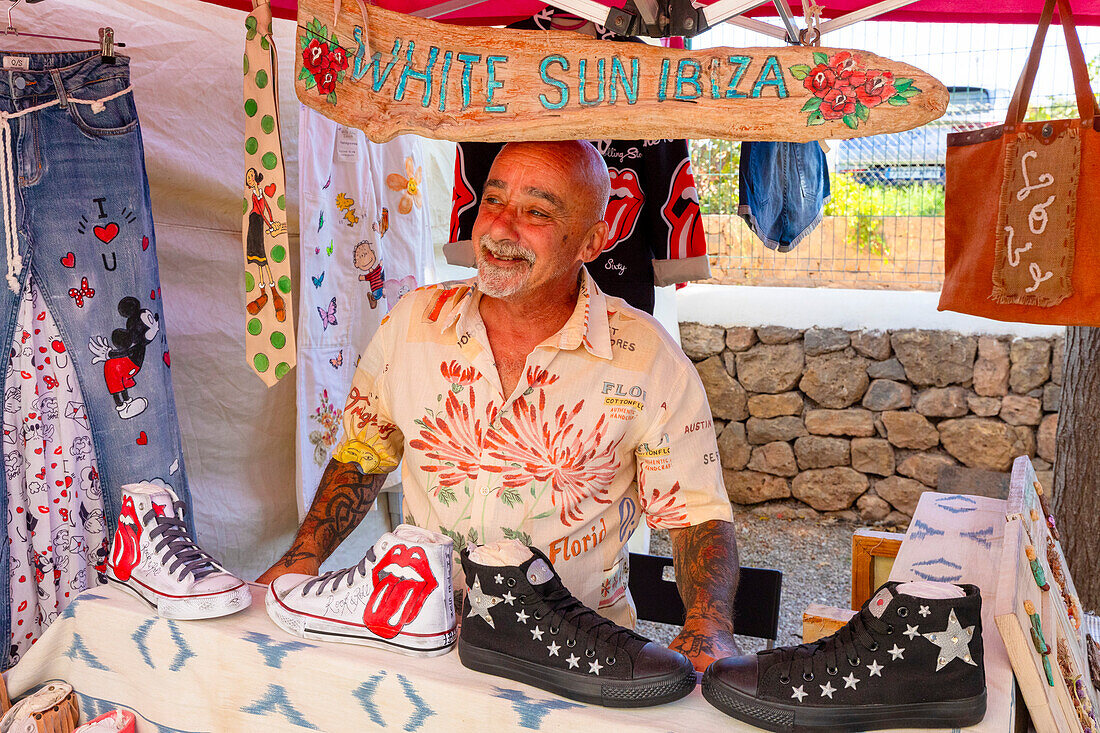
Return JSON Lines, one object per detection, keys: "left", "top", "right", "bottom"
{"left": 88, "top": 296, "right": 159, "bottom": 419}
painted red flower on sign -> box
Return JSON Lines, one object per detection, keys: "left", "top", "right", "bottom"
{"left": 441, "top": 360, "right": 478, "bottom": 386}
{"left": 803, "top": 63, "right": 838, "bottom": 98}
{"left": 298, "top": 18, "right": 346, "bottom": 105}
{"left": 790, "top": 52, "right": 920, "bottom": 130}
{"left": 829, "top": 51, "right": 859, "bottom": 80}
{"left": 820, "top": 87, "right": 857, "bottom": 120}
{"left": 328, "top": 45, "right": 350, "bottom": 73}
{"left": 315, "top": 69, "right": 338, "bottom": 95}
{"left": 525, "top": 365, "right": 560, "bottom": 391}
{"left": 409, "top": 389, "right": 491, "bottom": 488}
{"left": 639, "top": 477, "right": 690, "bottom": 528}
{"left": 303, "top": 38, "right": 328, "bottom": 74}
{"left": 851, "top": 70, "right": 897, "bottom": 108}
{"left": 487, "top": 392, "right": 621, "bottom": 526}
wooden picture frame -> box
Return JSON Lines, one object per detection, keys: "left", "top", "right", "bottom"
{"left": 851, "top": 528, "right": 905, "bottom": 610}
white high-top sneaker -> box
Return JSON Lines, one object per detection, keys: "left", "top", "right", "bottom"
{"left": 266, "top": 524, "right": 456, "bottom": 656}
{"left": 107, "top": 482, "right": 251, "bottom": 619}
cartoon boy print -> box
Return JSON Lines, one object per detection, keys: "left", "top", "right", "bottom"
{"left": 353, "top": 239, "right": 385, "bottom": 309}
{"left": 88, "top": 296, "right": 160, "bottom": 419}
{"left": 245, "top": 166, "right": 288, "bottom": 322}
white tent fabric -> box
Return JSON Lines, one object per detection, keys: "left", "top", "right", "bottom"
{"left": 16, "top": 0, "right": 306, "bottom": 580}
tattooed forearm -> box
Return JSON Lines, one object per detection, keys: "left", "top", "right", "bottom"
{"left": 668, "top": 519, "right": 741, "bottom": 666}
{"left": 280, "top": 457, "right": 387, "bottom": 566}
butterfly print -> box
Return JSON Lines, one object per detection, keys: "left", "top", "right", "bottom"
{"left": 317, "top": 297, "right": 337, "bottom": 330}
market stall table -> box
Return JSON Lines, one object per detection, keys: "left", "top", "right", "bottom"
{"left": 3, "top": 489, "right": 1021, "bottom": 732}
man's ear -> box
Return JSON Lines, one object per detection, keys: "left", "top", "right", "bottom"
{"left": 580, "top": 220, "right": 609, "bottom": 263}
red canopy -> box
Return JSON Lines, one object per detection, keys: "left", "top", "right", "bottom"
{"left": 217, "top": 0, "right": 1100, "bottom": 26}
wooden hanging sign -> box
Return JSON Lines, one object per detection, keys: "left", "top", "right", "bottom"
{"left": 294, "top": 0, "right": 948, "bottom": 143}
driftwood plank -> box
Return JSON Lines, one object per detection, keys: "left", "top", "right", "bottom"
{"left": 293, "top": 0, "right": 948, "bottom": 143}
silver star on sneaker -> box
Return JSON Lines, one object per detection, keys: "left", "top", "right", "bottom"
{"left": 791, "top": 685, "right": 808, "bottom": 702}
{"left": 867, "top": 659, "right": 883, "bottom": 677}
{"left": 531, "top": 626, "right": 544, "bottom": 640}
{"left": 502, "top": 591, "right": 516, "bottom": 606}
{"left": 516, "top": 609, "right": 529, "bottom": 624}
{"left": 466, "top": 575, "right": 502, "bottom": 628}
{"left": 547, "top": 641, "right": 560, "bottom": 657}
{"left": 903, "top": 624, "right": 920, "bottom": 640}
{"left": 888, "top": 644, "right": 905, "bottom": 660}
{"left": 566, "top": 654, "right": 580, "bottom": 669}
{"left": 843, "top": 673, "right": 860, "bottom": 689}
{"left": 819, "top": 682, "right": 836, "bottom": 699}
{"left": 922, "top": 608, "right": 977, "bottom": 672}
{"left": 919, "top": 605, "right": 931, "bottom": 617}
{"left": 589, "top": 659, "right": 603, "bottom": 675}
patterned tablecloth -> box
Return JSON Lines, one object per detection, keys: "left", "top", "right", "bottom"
{"left": 2, "top": 582, "right": 747, "bottom": 732}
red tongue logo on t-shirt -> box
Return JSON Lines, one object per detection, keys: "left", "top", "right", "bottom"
{"left": 449, "top": 147, "right": 476, "bottom": 243}
{"left": 110, "top": 496, "right": 143, "bottom": 581}
{"left": 661, "top": 158, "right": 705, "bottom": 260}
{"left": 602, "top": 167, "right": 644, "bottom": 253}
{"left": 363, "top": 544, "right": 437, "bottom": 639}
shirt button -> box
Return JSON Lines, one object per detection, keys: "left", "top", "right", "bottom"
{"left": 13, "top": 77, "right": 25, "bottom": 90}
{"left": 480, "top": 486, "right": 490, "bottom": 496}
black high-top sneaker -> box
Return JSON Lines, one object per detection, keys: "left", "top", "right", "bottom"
{"left": 457, "top": 546, "right": 696, "bottom": 707}
{"left": 702, "top": 581, "right": 986, "bottom": 732}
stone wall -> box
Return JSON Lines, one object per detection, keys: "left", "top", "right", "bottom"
{"left": 680, "top": 324, "right": 1063, "bottom": 524}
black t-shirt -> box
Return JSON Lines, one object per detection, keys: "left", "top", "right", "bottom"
{"left": 448, "top": 10, "right": 710, "bottom": 314}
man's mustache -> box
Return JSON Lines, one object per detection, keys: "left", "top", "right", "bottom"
{"left": 479, "top": 235, "right": 535, "bottom": 264}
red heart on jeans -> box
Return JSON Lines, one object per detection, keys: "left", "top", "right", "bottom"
{"left": 93, "top": 222, "right": 119, "bottom": 243}
{"left": 264, "top": 183, "right": 277, "bottom": 197}
{"left": 142, "top": 235, "right": 149, "bottom": 251}
{"left": 51, "top": 340, "right": 64, "bottom": 353}
{"left": 136, "top": 431, "right": 148, "bottom": 445}
{"left": 60, "top": 252, "right": 75, "bottom": 268}
{"left": 163, "top": 351, "right": 170, "bottom": 367}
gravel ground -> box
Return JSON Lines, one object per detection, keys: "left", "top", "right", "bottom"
{"left": 636, "top": 513, "right": 862, "bottom": 654}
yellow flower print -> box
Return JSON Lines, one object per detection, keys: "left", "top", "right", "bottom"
{"left": 386, "top": 156, "right": 423, "bottom": 215}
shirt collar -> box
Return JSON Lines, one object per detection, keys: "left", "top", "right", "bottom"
{"left": 437, "top": 271, "right": 613, "bottom": 360}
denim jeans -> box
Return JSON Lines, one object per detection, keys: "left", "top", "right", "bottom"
{"left": 0, "top": 51, "right": 190, "bottom": 657}
{"left": 738, "top": 141, "right": 831, "bottom": 252}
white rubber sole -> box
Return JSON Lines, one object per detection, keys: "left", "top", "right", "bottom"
{"left": 107, "top": 575, "right": 252, "bottom": 620}
{"left": 265, "top": 585, "right": 456, "bottom": 657}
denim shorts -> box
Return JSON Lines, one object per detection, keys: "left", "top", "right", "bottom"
{"left": 738, "top": 141, "right": 831, "bottom": 253}
{"left": 0, "top": 51, "right": 189, "bottom": 658}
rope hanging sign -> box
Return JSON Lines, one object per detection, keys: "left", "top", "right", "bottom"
{"left": 294, "top": 0, "right": 949, "bottom": 143}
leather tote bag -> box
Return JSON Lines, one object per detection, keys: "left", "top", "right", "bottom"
{"left": 939, "top": 0, "right": 1100, "bottom": 326}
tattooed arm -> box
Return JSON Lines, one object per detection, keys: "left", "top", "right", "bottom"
{"left": 256, "top": 458, "right": 386, "bottom": 583}
{"left": 667, "top": 519, "right": 741, "bottom": 671}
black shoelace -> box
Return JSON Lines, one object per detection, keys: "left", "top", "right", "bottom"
{"left": 764, "top": 608, "right": 894, "bottom": 686}
{"left": 302, "top": 550, "right": 375, "bottom": 596}
{"left": 145, "top": 503, "right": 220, "bottom": 581}
{"left": 524, "top": 580, "right": 641, "bottom": 661}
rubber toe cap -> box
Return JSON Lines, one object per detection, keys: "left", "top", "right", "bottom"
{"left": 633, "top": 642, "right": 695, "bottom": 680}
{"left": 705, "top": 654, "right": 760, "bottom": 696}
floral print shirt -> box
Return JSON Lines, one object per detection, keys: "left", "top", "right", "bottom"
{"left": 332, "top": 271, "right": 731, "bottom": 626}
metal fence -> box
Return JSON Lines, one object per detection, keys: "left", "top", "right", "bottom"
{"left": 690, "top": 19, "right": 1100, "bottom": 290}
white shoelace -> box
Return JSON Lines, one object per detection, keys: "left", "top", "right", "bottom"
{"left": 0, "top": 84, "right": 134, "bottom": 292}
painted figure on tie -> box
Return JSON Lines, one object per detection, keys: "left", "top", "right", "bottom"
{"left": 245, "top": 166, "right": 287, "bottom": 321}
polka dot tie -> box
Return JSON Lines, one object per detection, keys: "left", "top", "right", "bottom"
{"left": 243, "top": 1, "right": 295, "bottom": 386}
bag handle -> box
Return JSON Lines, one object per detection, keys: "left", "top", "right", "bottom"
{"left": 1006, "top": 0, "right": 1098, "bottom": 126}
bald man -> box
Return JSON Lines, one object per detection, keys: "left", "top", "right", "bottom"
{"left": 259, "top": 141, "right": 740, "bottom": 670}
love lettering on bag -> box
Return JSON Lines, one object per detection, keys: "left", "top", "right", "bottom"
{"left": 992, "top": 127, "right": 1080, "bottom": 307}
{"left": 295, "top": 0, "right": 948, "bottom": 143}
